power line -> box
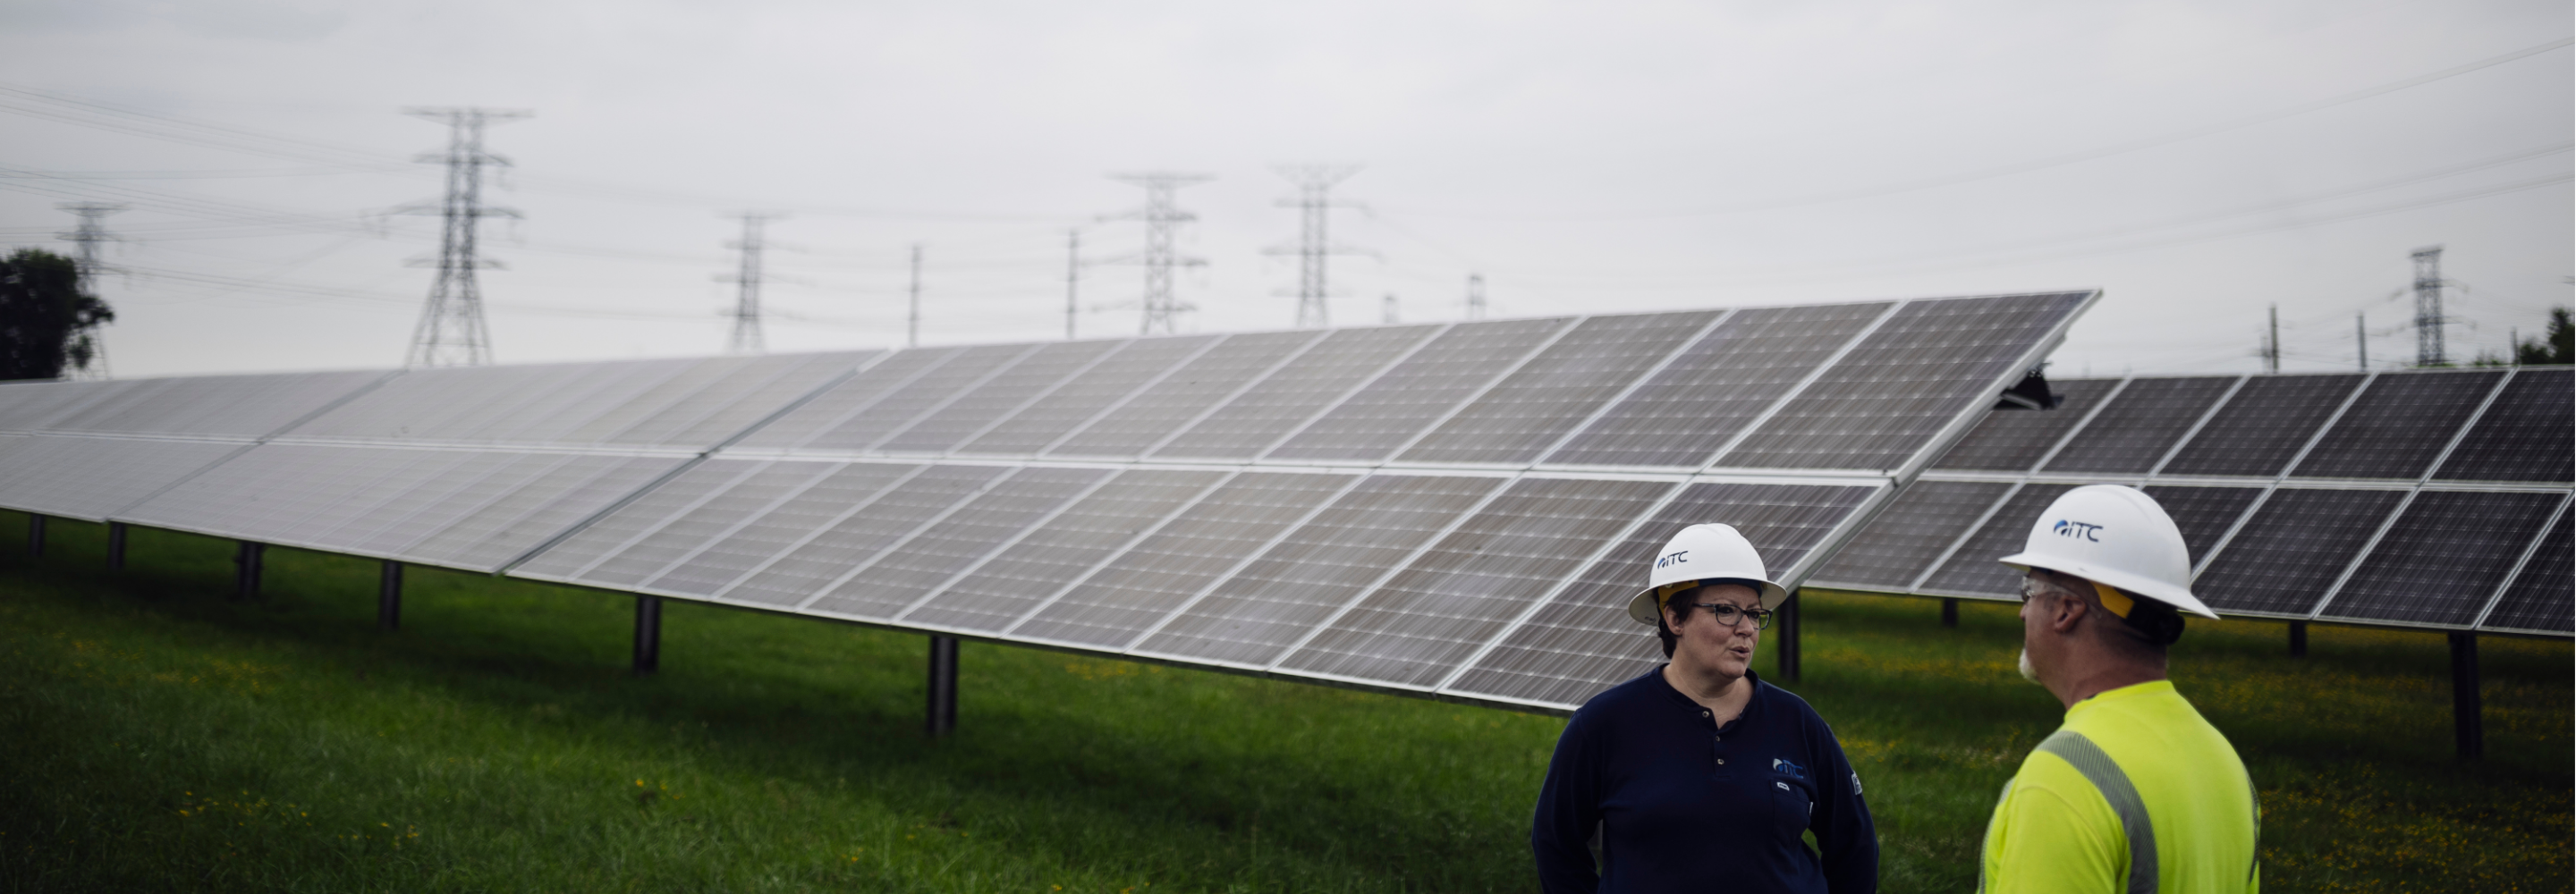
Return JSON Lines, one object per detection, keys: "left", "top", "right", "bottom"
{"left": 401, "top": 107, "right": 529, "bottom": 367}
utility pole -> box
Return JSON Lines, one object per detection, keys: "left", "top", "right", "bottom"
{"left": 2265, "top": 304, "right": 2280, "bottom": 373}
{"left": 1382, "top": 293, "right": 1398, "bottom": 325}
{"left": 1465, "top": 273, "right": 1487, "bottom": 321}
{"left": 2413, "top": 245, "right": 2449, "bottom": 367}
{"left": 1064, "top": 230, "right": 1080, "bottom": 341}
{"left": 1265, "top": 164, "right": 1367, "bottom": 328}
{"left": 401, "top": 107, "right": 529, "bottom": 367}
{"left": 908, "top": 243, "right": 923, "bottom": 349}
{"left": 721, "top": 213, "right": 780, "bottom": 354}
{"left": 2357, "top": 314, "right": 2368, "bottom": 370}
{"left": 55, "top": 202, "right": 125, "bottom": 380}
{"left": 1106, "top": 173, "right": 1211, "bottom": 335}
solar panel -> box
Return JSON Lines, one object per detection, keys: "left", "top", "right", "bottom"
{"left": 2292, "top": 370, "right": 2505, "bottom": 479}
{"left": 1917, "top": 483, "right": 2079, "bottom": 596}
{"left": 0, "top": 435, "right": 249, "bottom": 521}
{"left": 1049, "top": 331, "right": 1324, "bottom": 458}
{"left": 1809, "top": 481, "right": 2016, "bottom": 589}
{"left": 1397, "top": 312, "right": 1719, "bottom": 465}
{"left": 1012, "top": 471, "right": 1360, "bottom": 648}
{"left": 731, "top": 348, "right": 962, "bottom": 451}
{"left": 513, "top": 459, "right": 771, "bottom": 581}
{"left": 1276, "top": 477, "right": 1676, "bottom": 687}
{"left": 2191, "top": 487, "right": 2407, "bottom": 617}
{"left": 2479, "top": 505, "right": 2572, "bottom": 633}
{"left": 1717, "top": 292, "right": 2091, "bottom": 470}
{"left": 1931, "top": 378, "right": 2121, "bottom": 471}
{"left": 899, "top": 468, "right": 1228, "bottom": 633}
{"left": 286, "top": 354, "right": 867, "bottom": 451}
{"left": 33, "top": 370, "right": 389, "bottom": 439}
{"left": 805, "top": 466, "right": 1110, "bottom": 620}
{"left": 1544, "top": 303, "right": 1891, "bottom": 468}
{"left": 0, "top": 379, "right": 114, "bottom": 432}
{"left": 2320, "top": 490, "right": 2567, "bottom": 627}
{"left": 2137, "top": 485, "right": 2265, "bottom": 565}
{"left": 1131, "top": 474, "right": 1507, "bottom": 666}
{"left": 578, "top": 461, "right": 845, "bottom": 588}
{"left": 962, "top": 335, "right": 1218, "bottom": 454}
{"left": 2042, "top": 377, "right": 2236, "bottom": 474}
{"left": 2436, "top": 368, "right": 2573, "bottom": 483}
{"left": 643, "top": 461, "right": 921, "bottom": 596}
{"left": 1151, "top": 325, "right": 1440, "bottom": 459}
{"left": 1267, "top": 318, "right": 1574, "bottom": 461}
{"left": 1446, "top": 482, "right": 1876, "bottom": 707}
{"left": 880, "top": 340, "right": 1129, "bottom": 452}
{"left": 799, "top": 344, "right": 1043, "bottom": 451}
{"left": 716, "top": 464, "right": 999, "bottom": 606}
{"left": 2157, "top": 374, "right": 2363, "bottom": 477}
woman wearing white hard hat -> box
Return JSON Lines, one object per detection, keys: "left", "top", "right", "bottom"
{"left": 1531, "top": 523, "right": 1878, "bottom": 893}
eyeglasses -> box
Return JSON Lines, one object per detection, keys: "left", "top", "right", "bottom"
{"left": 1688, "top": 603, "right": 1773, "bottom": 630}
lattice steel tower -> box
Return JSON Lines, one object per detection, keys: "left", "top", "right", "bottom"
{"left": 722, "top": 213, "right": 781, "bottom": 354}
{"left": 1106, "top": 173, "right": 1210, "bottom": 335}
{"left": 402, "top": 107, "right": 529, "bottom": 367}
{"left": 55, "top": 202, "right": 125, "bottom": 379}
{"left": 2411, "top": 245, "right": 2450, "bottom": 367}
{"left": 1265, "top": 164, "right": 1366, "bottom": 328}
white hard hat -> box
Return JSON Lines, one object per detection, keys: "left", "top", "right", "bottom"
{"left": 1996, "top": 485, "right": 2219, "bottom": 620}
{"left": 1625, "top": 523, "right": 1790, "bottom": 626}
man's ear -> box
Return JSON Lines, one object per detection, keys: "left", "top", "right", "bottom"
{"left": 2046, "top": 590, "right": 2089, "bottom": 634}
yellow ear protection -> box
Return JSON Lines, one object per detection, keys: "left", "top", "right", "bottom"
{"left": 2090, "top": 581, "right": 2135, "bottom": 619}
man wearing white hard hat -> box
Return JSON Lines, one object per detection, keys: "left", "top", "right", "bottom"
{"left": 1979, "top": 485, "right": 2259, "bottom": 894}
{"left": 1533, "top": 523, "right": 1878, "bottom": 893}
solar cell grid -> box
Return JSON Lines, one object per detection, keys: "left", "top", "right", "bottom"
{"left": 1276, "top": 477, "right": 1674, "bottom": 687}
{"left": 1268, "top": 318, "right": 1572, "bottom": 461}
{"left": 2043, "top": 377, "right": 2237, "bottom": 474}
{"left": 1918, "top": 484, "right": 2078, "bottom": 596}
{"left": 1398, "top": 312, "right": 1718, "bottom": 465}
{"left": 2479, "top": 507, "right": 2571, "bottom": 633}
{"left": 963, "top": 335, "right": 1216, "bottom": 454}
{"left": 1013, "top": 472, "right": 1359, "bottom": 647}
{"left": 902, "top": 468, "right": 1226, "bottom": 633}
{"left": 2292, "top": 371, "right": 2504, "bottom": 479}
{"left": 0, "top": 435, "right": 248, "bottom": 521}
{"left": 1132, "top": 474, "right": 1504, "bottom": 665}
{"left": 731, "top": 348, "right": 962, "bottom": 450}
{"left": 0, "top": 379, "right": 114, "bottom": 432}
{"left": 2137, "top": 485, "right": 2265, "bottom": 566}
{"left": 881, "top": 340, "right": 1126, "bottom": 452}
{"left": 1152, "top": 325, "right": 1440, "bottom": 459}
{"left": 38, "top": 370, "right": 386, "bottom": 439}
{"left": 2191, "top": 487, "right": 2406, "bottom": 616}
{"left": 512, "top": 460, "right": 764, "bottom": 579}
{"left": 719, "top": 464, "right": 996, "bottom": 606}
{"left": 617, "top": 352, "right": 871, "bottom": 448}
{"left": 1809, "top": 481, "right": 2015, "bottom": 588}
{"left": 336, "top": 451, "right": 542, "bottom": 555}
{"left": 2322, "top": 490, "right": 2566, "bottom": 627}
{"left": 1930, "top": 378, "right": 2120, "bottom": 471}
{"left": 1049, "top": 331, "right": 1321, "bottom": 457}
{"left": 647, "top": 461, "right": 909, "bottom": 596}
{"left": 408, "top": 454, "right": 683, "bottom": 571}
{"left": 808, "top": 466, "right": 1109, "bottom": 620}
{"left": 576, "top": 461, "right": 835, "bottom": 588}
{"left": 1719, "top": 292, "right": 2089, "bottom": 470}
{"left": 1544, "top": 303, "right": 1890, "bottom": 468}
{"left": 803, "top": 344, "right": 1041, "bottom": 451}
{"left": 2157, "top": 375, "right": 2362, "bottom": 477}
{"left": 130, "top": 444, "right": 453, "bottom": 547}
{"left": 1448, "top": 482, "right": 1875, "bottom": 706}
{"left": 2436, "top": 369, "right": 2573, "bottom": 483}
{"left": 292, "top": 359, "right": 691, "bottom": 445}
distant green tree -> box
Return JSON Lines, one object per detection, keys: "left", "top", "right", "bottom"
{"left": 0, "top": 248, "right": 114, "bottom": 381}
{"left": 2518, "top": 306, "right": 2572, "bottom": 365}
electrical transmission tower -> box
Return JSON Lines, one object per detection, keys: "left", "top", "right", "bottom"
{"left": 1264, "top": 164, "right": 1368, "bottom": 328}
{"left": 401, "top": 107, "right": 529, "bottom": 367}
{"left": 721, "top": 213, "right": 782, "bottom": 354}
{"left": 1465, "top": 273, "right": 1487, "bottom": 320}
{"left": 2411, "top": 245, "right": 2453, "bottom": 367}
{"left": 1105, "top": 173, "right": 1211, "bottom": 335}
{"left": 55, "top": 202, "right": 125, "bottom": 380}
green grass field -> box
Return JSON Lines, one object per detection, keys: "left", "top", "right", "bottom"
{"left": 0, "top": 514, "right": 2565, "bottom": 892}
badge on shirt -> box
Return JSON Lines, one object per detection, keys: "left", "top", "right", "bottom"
{"left": 1772, "top": 758, "right": 1807, "bottom": 780}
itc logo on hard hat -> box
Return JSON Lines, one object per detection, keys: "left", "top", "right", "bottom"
{"left": 2053, "top": 519, "right": 2105, "bottom": 542}
{"left": 1656, "top": 550, "right": 1689, "bottom": 568}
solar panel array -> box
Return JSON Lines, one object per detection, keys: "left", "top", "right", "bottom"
{"left": 1810, "top": 367, "right": 2574, "bottom": 637}
{"left": 0, "top": 292, "right": 2092, "bottom": 712}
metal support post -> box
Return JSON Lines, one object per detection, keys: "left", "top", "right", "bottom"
{"left": 2448, "top": 632, "right": 2482, "bottom": 761}
{"left": 1940, "top": 598, "right": 1958, "bottom": 628}
{"left": 1774, "top": 591, "right": 1801, "bottom": 682}
{"left": 106, "top": 522, "right": 126, "bottom": 569}
{"left": 378, "top": 561, "right": 403, "bottom": 632}
{"left": 2288, "top": 621, "right": 2307, "bottom": 657}
{"left": 927, "top": 635, "right": 960, "bottom": 738}
{"left": 26, "top": 513, "right": 44, "bottom": 557}
{"left": 233, "top": 542, "right": 264, "bottom": 599}
{"left": 632, "top": 595, "right": 661, "bottom": 674}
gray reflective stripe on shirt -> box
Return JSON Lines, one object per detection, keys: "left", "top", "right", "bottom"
{"left": 2037, "top": 730, "right": 2157, "bottom": 894}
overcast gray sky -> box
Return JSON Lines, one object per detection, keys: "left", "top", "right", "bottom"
{"left": 2, "top": 0, "right": 2567, "bottom": 379}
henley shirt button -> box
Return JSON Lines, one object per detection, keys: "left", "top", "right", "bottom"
{"left": 1716, "top": 758, "right": 1726, "bottom": 765}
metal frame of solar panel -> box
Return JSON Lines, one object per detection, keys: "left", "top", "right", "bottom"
{"left": 0, "top": 291, "right": 2095, "bottom": 717}
{"left": 1809, "top": 366, "right": 2574, "bottom": 639}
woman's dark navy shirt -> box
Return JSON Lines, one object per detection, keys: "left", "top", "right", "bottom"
{"left": 1531, "top": 668, "right": 1877, "bottom": 894}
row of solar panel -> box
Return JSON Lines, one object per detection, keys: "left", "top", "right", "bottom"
{"left": 0, "top": 293, "right": 2092, "bottom": 473}
{"left": 1815, "top": 367, "right": 2574, "bottom": 635}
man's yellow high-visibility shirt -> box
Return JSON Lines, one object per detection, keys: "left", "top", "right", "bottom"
{"left": 1979, "top": 679, "right": 2259, "bottom": 894}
